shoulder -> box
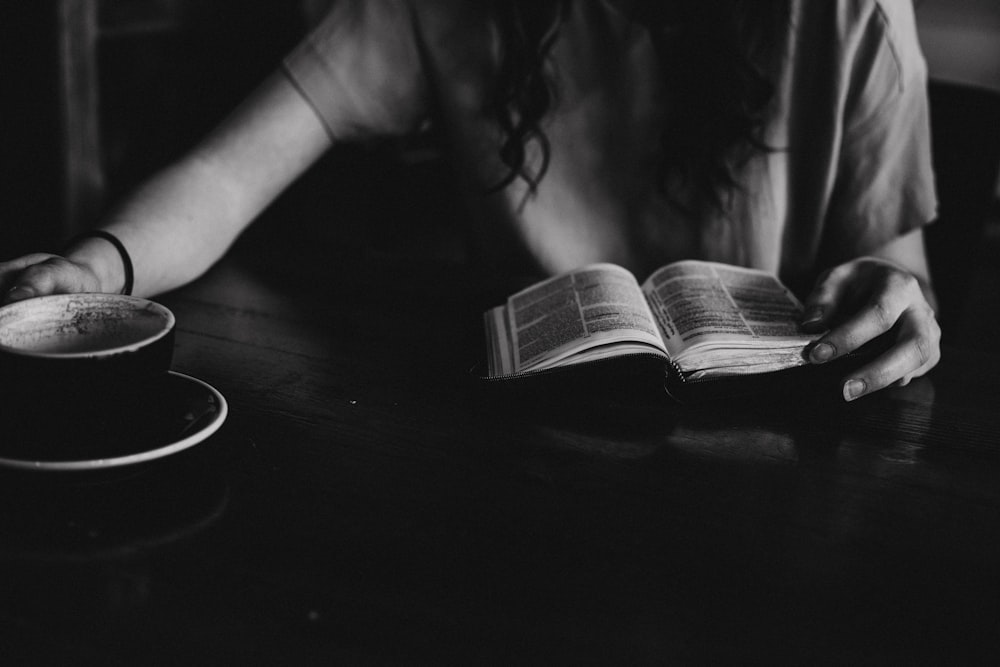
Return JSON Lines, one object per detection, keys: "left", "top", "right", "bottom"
{"left": 283, "top": 0, "right": 489, "bottom": 140}
{"left": 303, "top": 0, "right": 490, "bottom": 45}
{"left": 852, "top": 0, "right": 926, "bottom": 82}
{"left": 407, "top": 0, "right": 498, "bottom": 70}
{"left": 793, "top": 0, "right": 926, "bottom": 82}
{"left": 301, "top": 0, "right": 496, "bottom": 88}
{"left": 790, "top": 0, "right": 928, "bottom": 133}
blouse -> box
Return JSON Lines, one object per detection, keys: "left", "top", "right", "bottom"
{"left": 281, "top": 0, "right": 937, "bottom": 291}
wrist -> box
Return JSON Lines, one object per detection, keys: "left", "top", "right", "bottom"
{"left": 64, "top": 240, "right": 119, "bottom": 293}
{"left": 64, "top": 231, "right": 134, "bottom": 295}
{"left": 853, "top": 255, "right": 938, "bottom": 313}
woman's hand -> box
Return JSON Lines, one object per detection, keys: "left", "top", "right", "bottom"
{"left": 0, "top": 254, "right": 102, "bottom": 305}
{"left": 802, "top": 256, "right": 941, "bottom": 401}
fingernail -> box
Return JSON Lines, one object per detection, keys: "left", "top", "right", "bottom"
{"left": 5, "top": 286, "right": 33, "bottom": 302}
{"left": 802, "top": 306, "right": 824, "bottom": 325}
{"left": 810, "top": 342, "right": 835, "bottom": 364}
{"left": 843, "top": 379, "right": 866, "bottom": 401}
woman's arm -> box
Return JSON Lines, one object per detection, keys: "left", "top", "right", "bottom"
{"left": 2, "top": 70, "right": 332, "bottom": 301}
{"left": 802, "top": 228, "right": 942, "bottom": 401}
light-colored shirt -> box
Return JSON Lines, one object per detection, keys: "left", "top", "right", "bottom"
{"left": 282, "top": 0, "right": 937, "bottom": 290}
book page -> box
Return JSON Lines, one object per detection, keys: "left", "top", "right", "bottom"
{"left": 641, "top": 260, "right": 815, "bottom": 360}
{"left": 489, "top": 263, "right": 666, "bottom": 375}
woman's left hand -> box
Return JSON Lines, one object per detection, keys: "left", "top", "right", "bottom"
{"left": 801, "top": 256, "right": 941, "bottom": 401}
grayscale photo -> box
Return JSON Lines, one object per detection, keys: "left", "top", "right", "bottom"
{"left": 1, "top": 0, "right": 998, "bottom": 662}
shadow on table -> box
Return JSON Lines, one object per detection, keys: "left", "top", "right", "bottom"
{"left": 0, "top": 440, "right": 230, "bottom": 563}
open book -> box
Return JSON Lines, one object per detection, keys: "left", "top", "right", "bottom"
{"left": 484, "top": 260, "right": 822, "bottom": 395}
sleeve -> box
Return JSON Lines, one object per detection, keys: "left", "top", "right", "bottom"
{"left": 823, "top": 0, "right": 938, "bottom": 261}
{"left": 281, "top": 0, "right": 431, "bottom": 142}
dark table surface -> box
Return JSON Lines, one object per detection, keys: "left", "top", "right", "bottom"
{"left": 2, "top": 242, "right": 999, "bottom": 665}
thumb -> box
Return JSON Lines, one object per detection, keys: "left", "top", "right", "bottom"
{"left": 1, "top": 257, "right": 97, "bottom": 305}
{"left": 0, "top": 253, "right": 60, "bottom": 292}
{"left": 801, "top": 264, "right": 855, "bottom": 332}
{"left": 4, "top": 285, "right": 38, "bottom": 303}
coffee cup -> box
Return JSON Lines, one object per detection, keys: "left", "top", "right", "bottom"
{"left": 0, "top": 293, "right": 176, "bottom": 400}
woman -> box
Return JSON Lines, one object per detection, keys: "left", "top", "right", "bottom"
{"left": 0, "top": 0, "right": 940, "bottom": 401}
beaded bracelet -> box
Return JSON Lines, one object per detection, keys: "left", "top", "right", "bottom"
{"left": 66, "top": 230, "right": 134, "bottom": 296}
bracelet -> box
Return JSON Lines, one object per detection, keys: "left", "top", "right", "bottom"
{"left": 65, "top": 230, "right": 134, "bottom": 296}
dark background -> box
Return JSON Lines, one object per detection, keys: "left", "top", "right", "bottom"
{"left": 0, "top": 0, "right": 462, "bottom": 259}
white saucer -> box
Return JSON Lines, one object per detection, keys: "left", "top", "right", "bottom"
{"left": 0, "top": 371, "right": 228, "bottom": 472}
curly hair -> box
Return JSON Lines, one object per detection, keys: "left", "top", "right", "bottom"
{"left": 487, "top": 0, "right": 791, "bottom": 214}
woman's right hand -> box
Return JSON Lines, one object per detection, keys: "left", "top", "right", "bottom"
{"left": 0, "top": 254, "right": 102, "bottom": 305}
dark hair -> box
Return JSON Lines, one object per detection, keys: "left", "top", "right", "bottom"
{"left": 487, "top": 0, "right": 791, "bottom": 214}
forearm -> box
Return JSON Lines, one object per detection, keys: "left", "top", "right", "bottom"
{"left": 66, "top": 71, "right": 332, "bottom": 297}
{"left": 69, "top": 157, "right": 251, "bottom": 296}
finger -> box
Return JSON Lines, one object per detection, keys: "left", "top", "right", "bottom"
{"left": 801, "top": 264, "right": 855, "bottom": 331}
{"left": 840, "top": 310, "right": 941, "bottom": 401}
{"left": 809, "top": 270, "right": 917, "bottom": 364}
{"left": 2, "top": 257, "right": 95, "bottom": 304}
{"left": 0, "top": 254, "right": 60, "bottom": 291}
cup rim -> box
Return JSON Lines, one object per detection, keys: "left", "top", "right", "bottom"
{"left": 0, "top": 293, "right": 175, "bottom": 361}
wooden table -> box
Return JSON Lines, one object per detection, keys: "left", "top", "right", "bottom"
{"left": 2, "top": 239, "right": 999, "bottom": 664}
